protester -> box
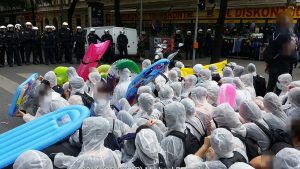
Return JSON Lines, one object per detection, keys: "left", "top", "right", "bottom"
{"left": 13, "top": 150, "right": 53, "bottom": 169}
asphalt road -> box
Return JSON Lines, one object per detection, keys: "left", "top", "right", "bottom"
{"left": 0, "top": 57, "right": 299, "bottom": 168}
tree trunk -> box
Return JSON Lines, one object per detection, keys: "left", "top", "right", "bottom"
{"left": 67, "top": 0, "right": 79, "bottom": 32}
{"left": 114, "top": 0, "right": 122, "bottom": 27}
{"left": 210, "top": 0, "right": 228, "bottom": 63}
{"left": 30, "top": 0, "right": 36, "bottom": 25}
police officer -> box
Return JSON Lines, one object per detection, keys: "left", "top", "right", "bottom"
{"left": 51, "top": 26, "right": 59, "bottom": 63}
{"left": 0, "top": 26, "right": 6, "bottom": 67}
{"left": 205, "top": 29, "right": 213, "bottom": 57}
{"left": 87, "top": 28, "right": 101, "bottom": 45}
{"left": 73, "top": 26, "right": 85, "bottom": 64}
{"left": 42, "top": 25, "right": 55, "bottom": 65}
{"left": 23, "top": 22, "right": 34, "bottom": 65}
{"left": 32, "top": 26, "right": 43, "bottom": 64}
{"left": 15, "top": 24, "right": 25, "bottom": 63}
{"left": 5, "top": 24, "right": 21, "bottom": 67}
{"left": 174, "top": 29, "right": 183, "bottom": 49}
{"left": 101, "top": 29, "right": 113, "bottom": 61}
{"left": 117, "top": 30, "right": 128, "bottom": 59}
{"left": 184, "top": 30, "right": 193, "bottom": 60}
{"left": 197, "top": 28, "right": 204, "bottom": 58}
{"left": 58, "top": 22, "right": 73, "bottom": 64}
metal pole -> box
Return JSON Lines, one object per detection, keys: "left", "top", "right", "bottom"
{"left": 140, "top": 0, "right": 143, "bottom": 33}
{"left": 192, "top": 0, "right": 199, "bottom": 66}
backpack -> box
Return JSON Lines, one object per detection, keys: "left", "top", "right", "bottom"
{"left": 263, "top": 33, "right": 280, "bottom": 63}
{"left": 253, "top": 75, "right": 267, "bottom": 97}
{"left": 219, "top": 151, "right": 247, "bottom": 168}
{"left": 104, "top": 119, "right": 122, "bottom": 151}
{"left": 168, "top": 128, "right": 201, "bottom": 166}
{"left": 233, "top": 133, "right": 261, "bottom": 161}
{"left": 75, "top": 92, "right": 94, "bottom": 109}
{"left": 185, "top": 118, "right": 206, "bottom": 147}
{"left": 132, "top": 153, "right": 167, "bottom": 168}
{"left": 254, "top": 121, "right": 292, "bottom": 154}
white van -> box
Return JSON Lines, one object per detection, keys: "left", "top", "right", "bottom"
{"left": 84, "top": 26, "right": 138, "bottom": 56}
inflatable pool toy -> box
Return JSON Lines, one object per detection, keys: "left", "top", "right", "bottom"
{"left": 107, "top": 59, "right": 140, "bottom": 91}
{"left": 77, "top": 40, "right": 110, "bottom": 81}
{"left": 217, "top": 83, "right": 236, "bottom": 108}
{"left": 97, "top": 64, "right": 111, "bottom": 78}
{"left": 54, "top": 66, "right": 68, "bottom": 86}
{"left": 0, "top": 105, "right": 90, "bottom": 168}
{"left": 181, "top": 59, "right": 228, "bottom": 77}
{"left": 126, "top": 59, "right": 170, "bottom": 105}
{"left": 8, "top": 73, "right": 39, "bottom": 117}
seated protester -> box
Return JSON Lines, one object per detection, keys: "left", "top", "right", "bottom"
{"left": 68, "top": 95, "right": 84, "bottom": 105}
{"left": 277, "top": 73, "right": 293, "bottom": 104}
{"left": 222, "top": 66, "right": 234, "bottom": 78}
{"left": 193, "top": 64, "right": 203, "bottom": 82}
{"left": 44, "top": 71, "right": 63, "bottom": 94}
{"left": 291, "top": 119, "right": 300, "bottom": 149}
{"left": 53, "top": 117, "right": 121, "bottom": 168}
{"left": 240, "top": 74, "right": 257, "bottom": 99}
{"left": 212, "top": 103, "right": 249, "bottom": 161}
{"left": 15, "top": 82, "right": 69, "bottom": 122}
{"left": 273, "top": 148, "right": 300, "bottom": 169}
{"left": 168, "top": 69, "right": 179, "bottom": 83}
{"left": 247, "top": 63, "right": 267, "bottom": 97}
{"left": 171, "top": 67, "right": 183, "bottom": 82}
{"left": 13, "top": 150, "right": 53, "bottom": 169}
{"left": 233, "top": 65, "right": 244, "bottom": 77}
{"left": 181, "top": 98, "right": 206, "bottom": 142}
{"left": 209, "top": 64, "right": 221, "bottom": 83}
{"left": 117, "top": 110, "right": 134, "bottom": 127}
{"left": 196, "top": 69, "right": 218, "bottom": 87}
{"left": 286, "top": 87, "right": 300, "bottom": 118}
{"left": 169, "top": 82, "right": 182, "bottom": 102}
{"left": 175, "top": 61, "right": 184, "bottom": 69}
{"left": 111, "top": 68, "right": 131, "bottom": 105}
{"left": 67, "top": 66, "right": 79, "bottom": 79}
{"left": 121, "top": 128, "right": 166, "bottom": 168}
{"left": 161, "top": 102, "right": 186, "bottom": 168}
{"left": 202, "top": 82, "right": 220, "bottom": 107}
{"left": 132, "top": 93, "right": 166, "bottom": 142}
{"left": 263, "top": 92, "right": 288, "bottom": 128}
{"left": 153, "top": 85, "right": 174, "bottom": 115}
{"left": 190, "top": 87, "right": 214, "bottom": 135}
{"left": 239, "top": 101, "right": 271, "bottom": 151}
{"left": 185, "top": 128, "right": 247, "bottom": 169}
{"left": 69, "top": 76, "right": 94, "bottom": 109}
{"left": 181, "top": 75, "right": 197, "bottom": 99}
{"left": 232, "top": 77, "right": 252, "bottom": 110}
{"left": 142, "top": 59, "right": 151, "bottom": 70}
{"left": 86, "top": 71, "right": 101, "bottom": 96}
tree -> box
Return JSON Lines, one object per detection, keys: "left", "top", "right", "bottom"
{"left": 67, "top": 0, "right": 79, "bottom": 31}
{"left": 29, "top": 0, "right": 53, "bottom": 26}
{"left": 114, "top": 0, "right": 122, "bottom": 26}
{"left": 0, "top": 0, "right": 25, "bottom": 24}
{"left": 210, "top": 0, "right": 228, "bottom": 63}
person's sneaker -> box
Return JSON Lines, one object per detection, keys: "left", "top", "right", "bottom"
{"left": 9, "top": 64, "right": 13, "bottom": 67}
{"left": 25, "top": 62, "right": 30, "bottom": 65}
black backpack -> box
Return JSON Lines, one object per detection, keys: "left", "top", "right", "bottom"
{"left": 75, "top": 92, "right": 94, "bottom": 109}
{"left": 253, "top": 75, "right": 267, "bottom": 97}
{"left": 168, "top": 128, "right": 201, "bottom": 166}
{"left": 233, "top": 133, "right": 261, "bottom": 161}
{"left": 103, "top": 119, "right": 122, "bottom": 151}
{"left": 219, "top": 151, "right": 247, "bottom": 168}
{"left": 132, "top": 153, "right": 167, "bottom": 168}
{"left": 185, "top": 118, "right": 206, "bottom": 147}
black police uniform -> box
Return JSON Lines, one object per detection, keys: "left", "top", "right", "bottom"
{"left": 87, "top": 33, "right": 101, "bottom": 45}
{"left": 73, "top": 31, "right": 86, "bottom": 63}
{"left": 52, "top": 30, "right": 59, "bottom": 63}
{"left": 117, "top": 34, "right": 128, "bottom": 59}
{"left": 174, "top": 34, "right": 183, "bottom": 49}
{"left": 33, "top": 30, "right": 43, "bottom": 64}
{"left": 23, "top": 28, "right": 35, "bottom": 64}
{"left": 58, "top": 28, "right": 73, "bottom": 63}
{"left": 16, "top": 29, "right": 25, "bottom": 63}
{"left": 184, "top": 34, "right": 193, "bottom": 60}
{"left": 0, "top": 31, "right": 6, "bottom": 67}
{"left": 101, "top": 33, "right": 113, "bottom": 61}
{"left": 42, "top": 31, "right": 55, "bottom": 64}
{"left": 5, "top": 30, "right": 21, "bottom": 66}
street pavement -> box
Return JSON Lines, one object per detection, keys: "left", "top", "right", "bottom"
{"left": 0, "top": 57, "right": 299, "bottom": 168}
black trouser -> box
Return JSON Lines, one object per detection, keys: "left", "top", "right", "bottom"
{"left": 25, "top": 43, "right": 36, "bottom": 63}
{"left": 7, "top": 45, "right": 21, "bottom": 65}
{"left": 54, "top": 45, "right": 59, "bottom": 63}
{"left": 19, "top": 45, "right": 25, "bottom": 63}
{"left": 196, "top": 48, "right": 203, "bottom": 58}
{"left": 44, "top": 47, "right": 55, "bottom": 64}
{"left": 60, "top": 43, "right": 72, "bottom": 63}
{"left": 103, "top": 46, "right": 113, "bottom": 62}
{"left": 37, "top": 43, "right": 43, "bottom": 63}
{"left": 267, "top": 70, "right": 288, "bottom": 95}
{"left": 74, "top": 44, "right": 85, "bottom": 62}
{"left": 118, "top": 45, "right": 128, "bottom": 59}
{"left": 185, "top": 48, "right": 193, "bottom": 60}
{"left": 0, "top": 46, "right": 5, "bottom": 65}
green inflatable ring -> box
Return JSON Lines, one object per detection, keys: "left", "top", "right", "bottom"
{"left": 54, "top": 66, "right": 68, "bottom": 86}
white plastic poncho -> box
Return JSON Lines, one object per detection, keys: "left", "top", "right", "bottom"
{"left": 13, "top": 150, "right": 53, "bottom": 169}
{"left": 44, "top": 71, "right": 57, "bottom": 88}
{"left": 240, "top": 74, "right": 256, "bottom": 99}
{"left": 287, "top": 87, "right": 300, "bottom": 118}
{"left": 273, "top": 148, "right": 300, "bottom": 169}
{"left": 111, "top": 68, "right": 131, "bottom": 105}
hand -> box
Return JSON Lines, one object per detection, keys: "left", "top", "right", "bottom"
{"left": 203, "top": 136, "right": 211, "bottom": 148}
{"left": 14, "top": 110, "right": 25, "bottom": 117}
{"left": 147, "top": 119, "right": 157, "bottom": 127}
{"left": 37, "top": 76, "right": 43, "bottom": 81}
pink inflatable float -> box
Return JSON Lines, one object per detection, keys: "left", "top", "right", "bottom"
{"left": 217, "top": 83, "right": 236, "bottom": 108}
{"left": 77, "top": 40, "right": 110, "bottom": 81}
